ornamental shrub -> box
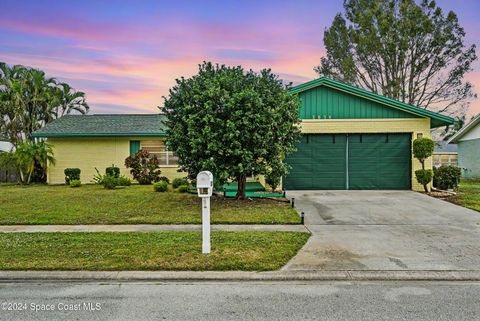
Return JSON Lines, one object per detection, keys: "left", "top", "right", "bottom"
{"left": 172, "top": 177, "right": 189, "bottom": 189}
{"left": 117, "top": 175, "right": 132, "bottom": 186}
{"left": 64, "top": 168, "right": 81, "bottom": 184}
{"left": 69, "top": 179, "right": 81, "bottom": 187}
{"left": 106, "top": 165, "right": 120, "bottom": 178}
{"left": 158, "top": 176, "right": 170, "bottom": 184}
{"left": 103, "top": 175, "right": 118, "bottom": 189}
{"left": 415, "top": 169, "right": 434, "bottom": 191}
{"left": 412, "top": 138, "right": 435, "bottom": 192}
{"left": 125, "top": 149, "right": 162, "bottom": 185}
{"left": 176, "top": 184, "right": 189, "bottom": 193}
{"left": 153, "top": 181, "right": 168, "bottom": 192}
{"left": 433, "top": 165, "right": 461, "bottom": 190}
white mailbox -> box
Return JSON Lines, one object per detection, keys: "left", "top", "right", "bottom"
{"left": 196, "top": 171, "right": 213, "bottom": 197}
{"left": 196, "top": 171, "right": 213, "bottom": 254}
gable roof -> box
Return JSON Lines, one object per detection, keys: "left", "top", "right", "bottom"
{"left": 448, "top": 113, "right": 480, "bottom": 144}
{"left": 289, "top": 78, "right": 454, "bottom": 128}
{"left": 32, "top": 114, "right": 167, "bottom": 138}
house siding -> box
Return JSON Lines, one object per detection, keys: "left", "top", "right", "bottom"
{"left": 47, "top": 137, "right": 184, "bottom": 184}
{"left": 458, "top": 138, "right": 480, "bottom": 179}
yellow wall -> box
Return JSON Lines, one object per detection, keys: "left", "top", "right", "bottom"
{"left": 47, "top": 137, "right": 185, "bottom": 184}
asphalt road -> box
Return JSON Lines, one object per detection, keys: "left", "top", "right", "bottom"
{"left": 0, "top": 281, "right": 479, "bottom": 321}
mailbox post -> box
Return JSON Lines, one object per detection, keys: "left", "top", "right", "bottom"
{"left": 196, "top": 171, "right": 213, "bottom": 254}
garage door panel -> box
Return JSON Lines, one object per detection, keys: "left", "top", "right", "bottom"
{"left": 284, "top": 133, "right": 411, "bottom": 190}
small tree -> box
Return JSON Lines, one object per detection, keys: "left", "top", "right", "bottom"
{"left": 163, "top": 62, "right": 301, "bottom": 199}
{"left": 413, "top": 137, "right": 435, "bottom": 192}
{"left": 265, "top": 159, "right": 288, "bottom": 192}
{"left": 124, "top": 149, "right": 161, "bottom": 184}
{"left": 14, "top": 141, "right": 55, "bottom": 184}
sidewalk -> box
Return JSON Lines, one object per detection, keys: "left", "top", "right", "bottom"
{"left": 0, "top": 224, "right": 308, "bottom": 233}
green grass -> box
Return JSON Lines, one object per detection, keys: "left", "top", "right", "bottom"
{"left": 0, "top": 184, "right": 300, "bottom": 225}
{"left": 0, "top": 231, "right": 310, "bottom": 271}
{"left": 451, "top": 180, "right": 480, "bottom": 212}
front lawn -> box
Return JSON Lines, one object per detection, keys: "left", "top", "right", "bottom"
{"left": 450, "top": 180, "right": 480, "bottom": 212}
{"left": 0, "top": 184, "right": 299, "bottom": 224}
{"left": 0, "top": 231, "right": 310, "bottom": 271}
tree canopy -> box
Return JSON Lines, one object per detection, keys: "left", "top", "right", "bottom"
{"left": 163, "top": 62, "right": 301, "bottom": 198}
{"left": 0, "top": 62, "right": 89, "bottom": 146}
{"left": 315, "top": 0, "right": 477, "bottom": 116}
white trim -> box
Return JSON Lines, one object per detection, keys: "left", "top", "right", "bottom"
{"left": 448, "top": 114, "right": 480, "bottom": 143}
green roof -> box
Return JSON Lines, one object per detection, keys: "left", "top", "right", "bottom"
{"left": 32, "top": 114, "right": 167, "bottom": 138}
{"left": 289, "top": 78, "right": 454, "bottom": 128}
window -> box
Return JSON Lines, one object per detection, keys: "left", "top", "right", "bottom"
{"left": 140, "top": 140, "right": 178, "bottom": 166}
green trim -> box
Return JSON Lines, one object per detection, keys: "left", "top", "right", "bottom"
{"left": 32, "top": 132, "right": 166, "bottom": 138}
{"left": 289, "top": 78, "right": 454, "bottom": 128}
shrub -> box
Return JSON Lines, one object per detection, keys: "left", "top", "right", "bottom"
{"left": 105, "top": 165, "right": 120, "bottom": 178}
{"left": 64, "top": 168, "right": 81, "bottom": 184}
{"left": 69, "top": 179, "right": 81, "bottom": 187}
{"left": 172, "top": 177, "right": 189, "bottom": 189}
{"left": 176, "top": 184, "right": 189, "bottom": 193}
{"left": 92, "top": 168, "right": 104, "bottom": 185}
{"left": 415, "top": 169, "right": 434, "bottom": 190}
{"left": 153, "top": 181, "right": 168, "bottom": 192}
{"left": 117, "top": 175, "right": 132, "bottom": 186}
{"left": 103, "top": 175, "right": 118, "bottom": 189}
{"left": 412, "top": 137, "right": 435, "bottom": 192}
{"left": 125, "top": 149, "right": 161, "bottom": 184}
{"left": 433, "top": 165, "right": 461, "bottom": 190}
{"left": 158, "top": 176, "right": 170, "bottom": 184}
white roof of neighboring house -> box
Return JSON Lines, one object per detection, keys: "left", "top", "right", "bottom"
{"left": 448, "top": 114, "right": 480, "bottom": 143}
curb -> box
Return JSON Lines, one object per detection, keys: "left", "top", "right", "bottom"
{"left": 1, "top": 270, "right": 480, "bottom": 282}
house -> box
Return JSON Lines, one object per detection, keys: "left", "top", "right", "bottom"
{"left": 33, "top": 78, "right": 454, "bottom": 190}
{"left": 448, "top": 114, "right": 480, "bottom": 179}
{"left": 32, "top": 114, "right": 183, "bottom": 184}
{"left": 433, "top": 141, "right": 458, "bottom": 168}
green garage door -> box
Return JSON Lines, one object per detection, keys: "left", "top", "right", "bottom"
{"left": 283, "top": 133, "right": 411, "bottom": 190}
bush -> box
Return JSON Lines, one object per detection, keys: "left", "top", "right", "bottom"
{"left": 105, "top": 165, "right": 120, "bottom": 178}
{"left": 172, "top": 177, "right": 189, "bottom": 189}
{"left": 433, "top": 165, "right": 461, "bottom": 190}
{"left": 176, "top": 184, "right": 189, "bottom": 193}
{"left": 415, "top": 169, "right": 433, "bottom": 190}
{"left": 158, "top": 176, "right": 170, "bottom": 184}
{"left": 103, "top": 175, "right": 118, "bottom": 189}
{"left": 153, "top": 181, "right": 168, "bottom": 192}
{"left": 125, "top": 149, "right": 161, "bottom": 184}
{"left": 117, "top": 175, "right": 132, "bottom": 186}
{"left": 69, "top": 179, "right": 81, "bottom": 187}
{"left": 412, "top": 138, "right": 435, "bottom": 162}
{"left": 64, "top": 168, "right": 81, "bottom": 184}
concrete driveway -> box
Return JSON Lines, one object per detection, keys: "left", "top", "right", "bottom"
{"left": 284, "top": 191, "right": 480, "bottom": 271}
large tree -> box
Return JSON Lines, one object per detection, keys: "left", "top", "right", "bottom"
{"left": 315, "top": 0, "right": 477, "bottom": 116}
{"left": 0, "top": 63, "right": 89, "bottom": 146}
{"left": 163, "top": 62, "right": 301, "bottom": 198}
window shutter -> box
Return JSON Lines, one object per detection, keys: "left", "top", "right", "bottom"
{"left": 129, "top": 140, "right": 140, "bottom": 156}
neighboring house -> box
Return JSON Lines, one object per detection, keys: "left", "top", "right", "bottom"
{"left": 433, "top": 141, "right": 458, "bottom": 168}
{"left": 33, "top": 78, "right": 454, "bottom": 191}
{"left": 448, "top": 114, "right": 480, "bottom": 179}
{"left": 0, "top": 135, "right": 13, "bottom": 153}
{"left": 32, "top": 114, "right": 183, "bottom": 184}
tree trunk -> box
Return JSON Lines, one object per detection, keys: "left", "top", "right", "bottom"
{"left": 236, "top": 174, "right": 247, "bottom": 200}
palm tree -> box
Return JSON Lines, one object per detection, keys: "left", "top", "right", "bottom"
{"left": 15, "top": 141, "right": 55, "bottom": 184}
{"left": 0, "top": 62, "right": 89, "bottom": 146}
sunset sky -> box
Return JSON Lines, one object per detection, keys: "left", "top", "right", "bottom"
{"left": 1, "top": 0, "right": 479, "bottom": 117}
